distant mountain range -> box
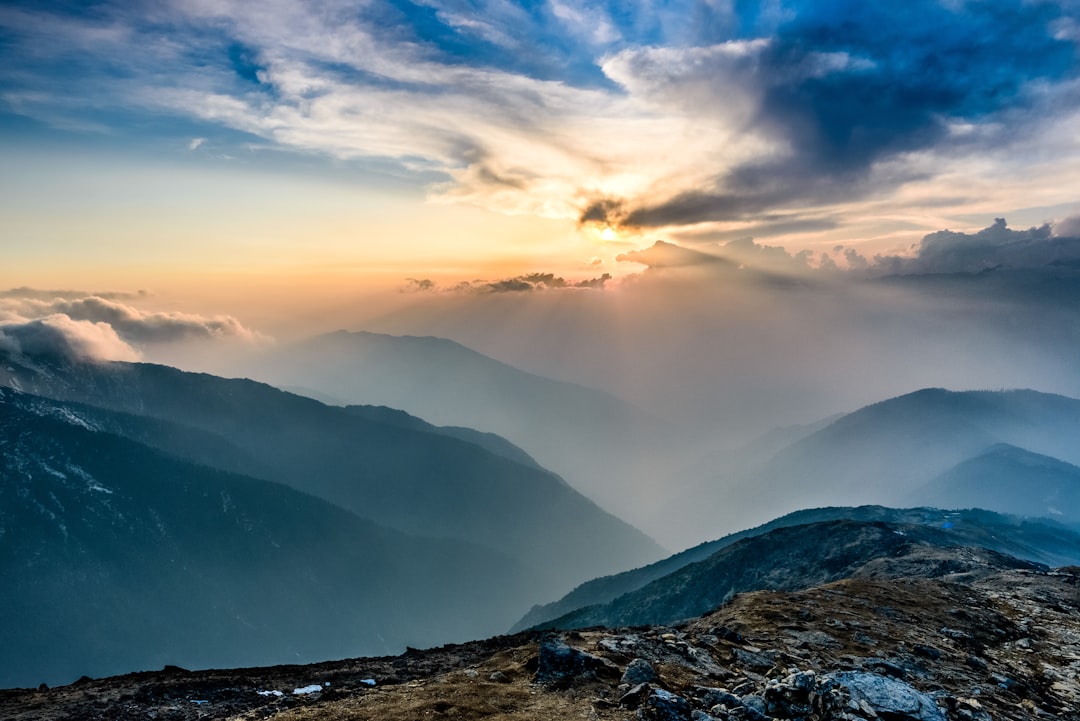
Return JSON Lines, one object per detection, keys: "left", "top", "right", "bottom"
{"left": 515, "top": 505, "right": 1080, "bottom": 631}
{"left": 0, "top": 348, "right": 662, "bottom": 686}
{"left": 660, "top": 388, "right": 1080, "bottom": 547}
{"left": 239, "top": 330, "right": 681, "bottom": 525}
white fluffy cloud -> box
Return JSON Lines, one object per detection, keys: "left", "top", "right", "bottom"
{"left": 0, "top": 290, "right": 266, "bottom": 361}
{"left": 0, "top": 316, "right": 141, "bottom": 362}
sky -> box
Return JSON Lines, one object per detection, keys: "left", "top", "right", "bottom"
{"left": 3, "top": 0, "right": 1080, "bottom": 441}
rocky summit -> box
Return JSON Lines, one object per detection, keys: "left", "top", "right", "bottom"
{"left": 3, "top": 565, "right": 1077, "bottom": 721}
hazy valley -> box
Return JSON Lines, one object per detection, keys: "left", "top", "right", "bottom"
{"left": 4, "top": 328, "right": 1080, "bottom": 720}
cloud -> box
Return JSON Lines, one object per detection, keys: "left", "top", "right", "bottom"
{"left": 47, "top": 297, "right": 263, "bottom": 344}
{"left": 3, "top": 0, "right": 1079, "bottom": 242}
{"left": 460, "top": 272, "right": 613, "bottom": 293}
{"left": 0, "top": 287, "right": 149, "bottom": 301}
{"left": 587, "top": 0, "right": 1079, "bottom": 229}
{"left": 871, "top": 218, "right": 1080, "bottom": 275}
{"left": 402, "top": 278, "right": 437, "bottom": 293}
{"left": 0, "top": 290, "right": 265, "bottom": 348}
{"left": 617, "top": 241, "right": 733, "bottom": 269}
{"left": 0, "top": 316, "right": 140, "bottom": 362}
{"left": 1055, "top": 213, "right": 1080, "bottom": 238}
{"left": 482, "top": 271, "right": 612, "bottom": 292}
{"left": 617, "top": 238, "right": 822, "bottom": 278}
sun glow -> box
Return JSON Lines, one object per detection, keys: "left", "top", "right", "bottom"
{"left": 600, "top": 226, "right": 617, "bottom": 241}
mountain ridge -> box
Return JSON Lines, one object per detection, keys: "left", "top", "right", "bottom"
{"left": 0, "top": 349, "right": 664, "bottom": 595}
{"left": 0, "top": 386, "right": 539, "bottom": 688}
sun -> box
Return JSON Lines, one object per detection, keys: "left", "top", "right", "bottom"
{"left": 600, "top": 226, "right": 617, "bottom": 241}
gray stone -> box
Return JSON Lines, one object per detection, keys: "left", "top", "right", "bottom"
{"left": 620, "top": 682, "right": 651, "bottom": 708}
{"left": 732, "top": 648, "right": 774, "bottom": 671}
{"left": 638, "top": 688, "right": 692, "bottom": 721}
{"left": 823, "top": 671, "right": 946, "bottom": 721}
{"left": 534, "top": 638, "right": 618, "bottom": 689}
{"left": 624, "top": 658, "right": 659, "bottom": 685}
{"left": 740, "top": 694, "right": 768, "bottom": 718}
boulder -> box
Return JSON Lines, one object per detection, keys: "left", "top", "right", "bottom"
{"left": 820, "top": 671, "right": 946, "bottom": 721}
{"left": 624, "top": 658, "right": 660, "bottom": 685}
{"left": 638, "top": 688, "right": 692, "bottom": 721}
{"left": 534, "top": 638, "right": 618, "bottom": 689}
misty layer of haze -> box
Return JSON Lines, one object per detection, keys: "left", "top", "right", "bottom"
{"left": 8, "top": 218, "right": 1079, "bottom": 550}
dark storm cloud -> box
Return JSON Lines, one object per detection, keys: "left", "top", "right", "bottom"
{"left": 586, "top": 0, "right": 1079, "bottom": 229}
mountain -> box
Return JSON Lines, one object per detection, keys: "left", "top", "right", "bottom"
{"left": 0, "top": 349, "right": 663, "bottom": 597}
{"left": 6, "top": 540, "right": 1079, "bottom": 721}
{"left": 0, "top": 387, "right": 538, "bottom": 688}
{"left": 662, "top": 388, "right": 1080, "bottom": 543}
{"left": 529, "top": 518, "right": 1049, "bottom": 631}
{"left": 236, "top": 330, "right": 680, "bottom": 525}
{"left": 911, "top": 443, "right": 1080, "bottom": 520}
{"left": 512, "top": 505, "right": 1080, "bottom": 631}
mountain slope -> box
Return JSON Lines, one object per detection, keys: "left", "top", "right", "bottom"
{"left": 0, "top": 350, "right": 663, "bottom": 594}
{"left": 666, "top": 388, "right": 1080, "bottom": 538}
{"left": 514, "top": 505, "right": 1080, "bottom": 631}
{"left": 911, "top": 443, "right": 1080, "bottom": 521}
{"left": 239, "top": 330, "right": 678, "bottom": 524}
{"left": 0, "top": 387, "right": 537, "bottom": 688}
{"left": 533, "top": 519, "right": 1046, "bottom": 630}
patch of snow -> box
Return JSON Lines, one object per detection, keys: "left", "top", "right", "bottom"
{"left": 40, "top": 463, "right": 67, "bottom": 480}
{"left": 360, "top": 678, "right": 376, "bottom": 686}
{"left": 66, "top": 464, "right": 112, "bottom": 494}
{"left": 256, "top": 689, "right": 284, "bottom": 697}
{"left": 52, "top": 408, "right": 98, "bottom": 431}
{"left": 293, "top": 684, "right": 322, "bottom": 695}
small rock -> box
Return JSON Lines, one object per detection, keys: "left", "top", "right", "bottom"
{"left": 712, "top": 626, "right": 744, "bottom": 644}
{"left": 488, "top": 671, "right": 509, "bottom": 683}
{"left": 733, "top": 648, "right": 774, "bottom": 671}
{"left": 912, "top": 644, "right": 942, "bottom": 660}
{"left": 740, "top": 694, "right": 769, "bottom": 719}
{"left": 864, "top": 659, "right": 907, "bottom": 679}
{"left": 695, "top": 686, "right": 741, "bottom": 709}
{"left": 621, "top": 683, "right": 651, "bottom": 708}
{"left": 624, "top": 658, "right": 660, "bottom": 685}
